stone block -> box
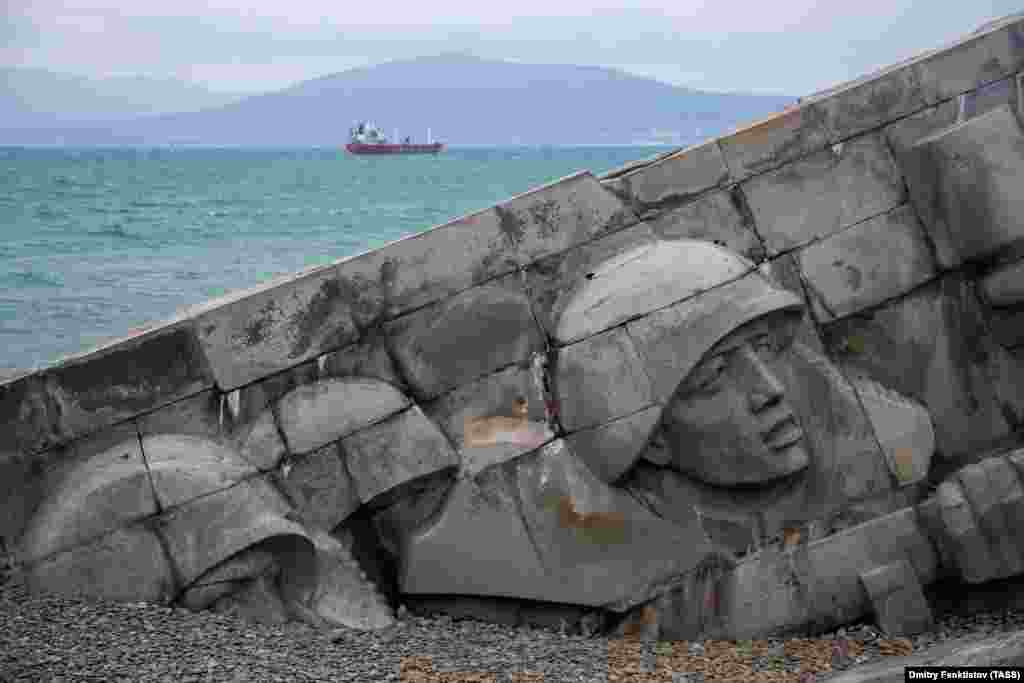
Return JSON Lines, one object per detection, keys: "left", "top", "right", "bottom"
{"left": 858, "top": 560, "right": 934, "bottom": 636}
{"left": 179, "top": 543, "right": 292, "bottom": 611}
{"left": 191, "top": 545, "right": 278, "bottom": 586}
{"left": 713, "top": 548, "right": 807, "bottom": 640}
{"left": 884, "top": 99, "right": 961, "bottom": 170}
{"left": 718, "top": 506, "right": 938, "bottom": 640}
{"left": 524, "top": 222, "right": 658, "bottom": 339}
{"left": 317, "top": 333, "right": 405, "bottom": 388}
{"left": 334, "top": 173, "right": 635, "bottom": 327}
{"left": 901, "top": 105, "right": 1024, "bottom": 268}
{"left": 553, "top": 327, "right": 656, "bottom": 432}
{"left": 957, "top": 459, "right": 1024, "bottom": 578}
{"left": 516, "top": 440, "right": 711, "bottom": 611}
{"left": 142, "top": 433, "right": 258, "bottom": 509}
{"left": 400, "top": 461, "right": 552, "bottom": 601}
{"left": 552, "top": 239, "right": 755, "bottom": 346}
{"left": 936, "top": 478, "right": 1002, "bottom": 584}
{"left": 823, "top": 274, "right": 1024, "bottom": 460}
{"left": 717, "top": 101, "right": 834, "bottom": 180}
{"left": 340, "top": 406, "right": 458, "bottom": 504}
{"left": 195, "top": 264, "right": 359, "bottom": 391}
{"left": 742, "top": 133, "right": 906, "bottom": 254}
{"left": 0, "top": 373, "right": 61, "bottom": 457}
{"left": 564, "top": 406, "right": 660, "bottom": 484}
{"left": 278, "top": 443, "right": 360, "bottom": 531}
{"left": 333, "top": 209, "right": 520, "bottom": 327}
{"left": 25, "top": 525, "right": 177, "bottom": 603}
{"left": 866, "top": 505, "right": 941, "bottom": 584}
{"left": 307, "top": 529, "right": 394, "bottom": 630}
{"left": 797, "top": 205, "right": 937, "bottom": 321}
{"left": 962, "top": 75, "right": 1019, "bottom": 120}
{"left": 44, "top": 322, "right": 213, "bottom": 441}
{"left": 760, "top": 254, "right": 827, "bottom": 353}
{"left": 599, "top": 148, "right": 683, "bottom": 181}
{"left": 386, "top": 280, "right": 545, "bottom": 400}
{"left": 210, "top": 573, "right": 290, "bottom": 625}
{"left": 138, "top": 390, "right": 287, "bottom": 473}
{"left": 853, "top": 377, "right": 935, "bottom": 487}
{"left": 917, "top": 19, "right": 1024, "bottom": 104}
{"left": 179, "top": 581, "right": 240, "bottom": 612}
{"left": 276, "top": 377, "right": 410, "bottom": 456}
{"left": 646, "top": 188, "right": 766, "bottom": 262}
{"left": 424, "top": 364, "right": 553, "bottom": 477}
{"left": 369, "top": 468, "right": 455, "bottom": 556}
{"left": 156, "top": 475, "right": 311, "bottom": 588}
{"left": 608, "top": 140, "right": 730, "bottom": 213}
{"left": 491, "top": 171, "right": 638, "bottom": 264}
{"left": 0, "top": 449, "right": 44, "bottom": 551}
{"left": 820, "top": 59, "right": 932, "bottom": 141}
{"left": 801, "top": 517, "right": 888, "bottom": 629}
{"left": 980, "top": 259, "right": 1024, "bottom": 307}
{"left": 18, "top": 423, "right": 156, "bottom": 565}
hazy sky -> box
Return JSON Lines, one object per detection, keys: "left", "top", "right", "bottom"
{"left": 3, "top": 1, "right": 1021, "bottom": 95}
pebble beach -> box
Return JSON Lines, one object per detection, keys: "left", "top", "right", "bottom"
{"left": 5, "top": 567, "right": 1024, "bottom": 683}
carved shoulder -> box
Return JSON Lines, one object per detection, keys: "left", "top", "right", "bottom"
{"left": 852, "top": 376, "right": 936, "bottom": 486}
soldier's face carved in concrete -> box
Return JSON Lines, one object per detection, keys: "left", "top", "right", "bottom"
{"left": 660, "top": 311, "right": 810, "bottom": 487}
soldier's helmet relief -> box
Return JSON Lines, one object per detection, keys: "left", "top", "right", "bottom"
{"left": 553, "top": 239, "right": 810, "bottom": 486}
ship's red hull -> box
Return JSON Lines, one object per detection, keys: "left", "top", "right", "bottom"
{"left": 345, "top": 143, "right": 444, "bottom": 155}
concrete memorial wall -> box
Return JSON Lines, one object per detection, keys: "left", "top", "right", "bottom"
{"left": 3, "top": 14, "right": 1024, "bottom": 640}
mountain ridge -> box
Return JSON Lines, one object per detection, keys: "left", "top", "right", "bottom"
{"left": 0, "top": 55, "right": 795, "bottom": 146}
{"left": 0, "top": 68, "right": 252, "bottom": 122}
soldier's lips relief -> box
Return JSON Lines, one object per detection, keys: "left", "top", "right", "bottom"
{"left": 762, "top": 414, "right": 804, "bottom": 451}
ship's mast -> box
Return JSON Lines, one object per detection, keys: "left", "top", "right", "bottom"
{"left": 427, "top": 128, "right": 432, "bottom": 144}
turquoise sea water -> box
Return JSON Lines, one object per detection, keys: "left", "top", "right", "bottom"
{"left": 0, "top": 146, "right": 670, "bottom": 372}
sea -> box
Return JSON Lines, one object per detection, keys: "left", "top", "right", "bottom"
{"left": 0, "top": 145, "right": 672, "bottom": 373}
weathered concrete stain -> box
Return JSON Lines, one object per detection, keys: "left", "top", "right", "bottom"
{"left": 287, "top": 278, "right": 346, "bottom": 359}
{"left": 494, "top": 205, "right": 526, "bottom": 246}
{"left": 334, "top": 275, "right": 384, "bottom": 328}
{"left": 728, "top": 107, "right": 803, "bottom": 147}
{"left": 242, "top": 301, "right": 278, "bottom": 347}
{"left": 50, "top": 327, "right": 211, "bottom": 416}
{"left": 528, "top": 199, "right": 562, "bottom": 239}
{"left": 829, "top": 65, "right": 928, "bottom": 140}
{"left": 0, "top": 374, "right": 60, "bottom": 454}
{"left": 725, "top": 102, "right": 832, "bottom": 177}
{"left": 549, "top": 494, "right": 628, "bottom": 546}
{"left": 379, "top": 260, "right": 398, "bottom": 292}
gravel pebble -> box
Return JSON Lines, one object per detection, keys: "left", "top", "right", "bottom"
{"left": 4, "top": 571, "right": 1024, "bottom": 682}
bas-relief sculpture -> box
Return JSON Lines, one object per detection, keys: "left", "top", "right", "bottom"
{"left": 10, "top": 31, "right": 1024, "bottom": 638}
{"left": 17, "top": 237, "right": 1024, "bottom": 641}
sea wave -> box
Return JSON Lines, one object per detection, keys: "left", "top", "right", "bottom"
{"left": 5, "top": 270, "right": 64, "bottom": 288}
{"left": 34, "top": 205, "right": 69, "bottom": 219}
{"left": 129, "top": 199, "right": 193, "bottom": 209}
{"left": 88, "top": 224, "right": 145, "bottom": 240}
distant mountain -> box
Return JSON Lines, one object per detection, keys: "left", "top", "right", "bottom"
{"left": 0, "top": 55, "right": 794, "bottom": 146}
{"left": 0, "top": 68, "right": 251, "bottom": 123}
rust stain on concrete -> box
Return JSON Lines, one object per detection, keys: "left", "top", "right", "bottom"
{"left": 724, "top": 107, "right": 804, "bottom": 147}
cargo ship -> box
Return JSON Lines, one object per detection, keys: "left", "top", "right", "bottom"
{"left": 345, "top": 121, "right": 444, "bottom": 155}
